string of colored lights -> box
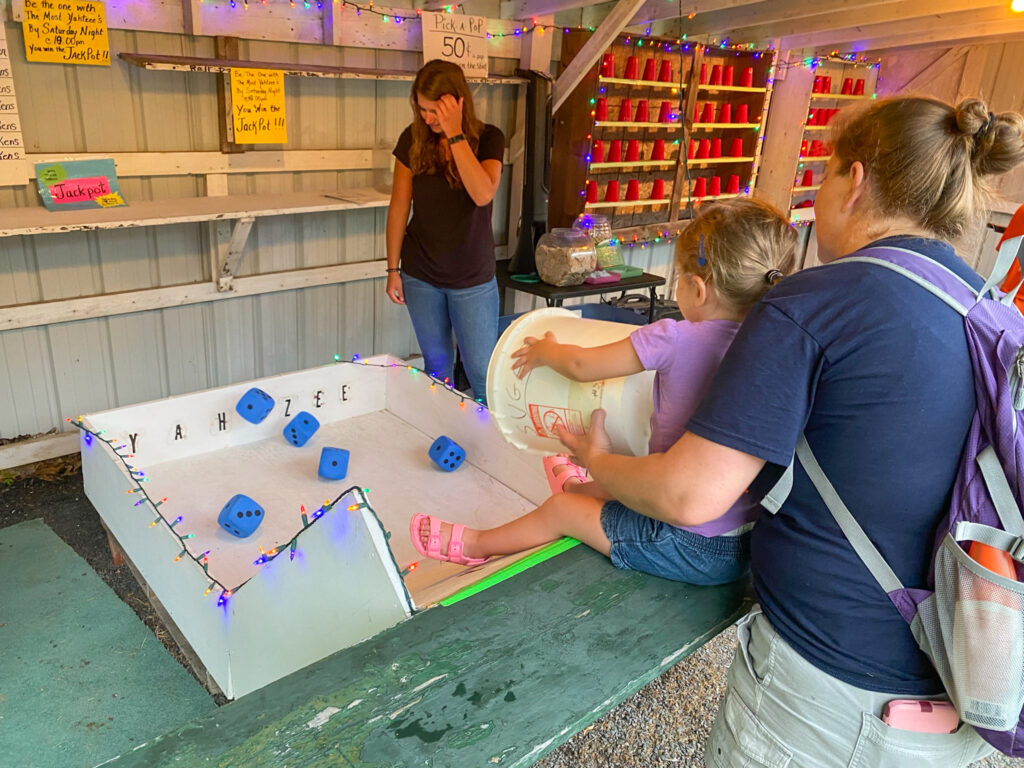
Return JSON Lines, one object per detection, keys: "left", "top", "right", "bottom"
{"left": 66, "top": 357, "right": 486, "bottom": 608}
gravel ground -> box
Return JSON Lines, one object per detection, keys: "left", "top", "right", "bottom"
{"left": 1, "top": 457, "right": 1021, "bottom": 767}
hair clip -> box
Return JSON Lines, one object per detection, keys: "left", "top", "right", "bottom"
{"left": 697, "top": 234, "right": 707, "bottom": 267}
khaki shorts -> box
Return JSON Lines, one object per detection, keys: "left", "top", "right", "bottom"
{"left": 705, "top": 606, "right": 996, "bottom": 768}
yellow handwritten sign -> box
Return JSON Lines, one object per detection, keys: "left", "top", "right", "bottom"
{"left": 95, "top": 192, "right": 125, "bottom": 208}
{"left": 230, "top": 68, "right": 287, "bottom": 144}
{"left": 22, "top": 0, "right": 110, "bottom": 67}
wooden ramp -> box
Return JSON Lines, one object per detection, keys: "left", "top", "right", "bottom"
{"left": 103, "top": 546, "right": 749, "bottom": 767}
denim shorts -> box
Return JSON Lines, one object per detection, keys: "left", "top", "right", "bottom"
{"left": 600, "top": 500, "right": 750, "bottom": 586}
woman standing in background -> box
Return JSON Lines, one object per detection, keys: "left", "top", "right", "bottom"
{"left": 386, "top": 59, "right": 505, "bottom": 404}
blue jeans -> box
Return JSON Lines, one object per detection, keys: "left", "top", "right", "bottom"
{"left": 600, "top": 500, "right": 750, "bottom": 586}
{"left": 401, "top": 273, "right": 499, "bottom": 404}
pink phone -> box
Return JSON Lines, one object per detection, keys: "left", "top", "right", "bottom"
{"left": 881, "top": 700, "right": 959, "bottom": 734}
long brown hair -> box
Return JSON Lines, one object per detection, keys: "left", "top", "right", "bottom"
{"left": 831, "top": 96, "right": 1024, "bottom": 240}
{"left": 409, "top": 59, "right": 484, "bottom": 189}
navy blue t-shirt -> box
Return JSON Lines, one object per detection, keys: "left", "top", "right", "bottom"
{"left": 689, "top": 236, "right": 982, "bottom": 695}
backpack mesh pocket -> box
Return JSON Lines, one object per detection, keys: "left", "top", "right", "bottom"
{"left": 914, "top": 533, "right": 1024, "bottom": 731}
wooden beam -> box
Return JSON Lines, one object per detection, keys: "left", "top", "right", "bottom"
{"left": 0, "top": 432, "right": 81, "bottom": 472}
{"left": 781, "top": 5, "right": 1021, "bottom": 51}
{"left": 957, "top": 45, "right": 988, "bottom": 103}
{"left": 520, "top": 14, "right": 555, "bottom": 72}
{"left": 754, "top": 58, "right": 815, "bottom": 214}
{"left": 721, "top": 0, "right": 1005, "bottom": 47}
{"left": 680, "top": 0, "right": 903, "bottom": 37}
{"left": 0, "top": 261, "right": 388, "bottom": 332}
{"left": 583, "top": 0, "right": 758, "bottom": 31}
{"left": 553, "top": 0, "right": 647, "bottom": 113}
{"left": 181, "top": 0, "right": 202, "bottom": 36}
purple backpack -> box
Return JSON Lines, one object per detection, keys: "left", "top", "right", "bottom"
{"left": 762, "top": 243, "right": 1024, "bottom": 754}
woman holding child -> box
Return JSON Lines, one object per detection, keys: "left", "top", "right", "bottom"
{"left": 558, "top": 97, "right": 1024, "bottom": 766}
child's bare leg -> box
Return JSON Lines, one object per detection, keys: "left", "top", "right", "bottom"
{"left": 416, "top": 494, "right": 611, "bottom": 560}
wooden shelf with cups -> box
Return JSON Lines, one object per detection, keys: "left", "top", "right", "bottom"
{"left": 790, "top": 58, "right": 880, "bottom": 224}
{"left": 547, "top": 31, "right": 776, "bottom": 249}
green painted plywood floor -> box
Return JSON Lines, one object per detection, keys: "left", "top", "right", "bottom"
{"left": 0, "top": 519, "right": 215, "bottom": 768}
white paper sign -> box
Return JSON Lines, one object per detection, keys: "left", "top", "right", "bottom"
{"left": 421, "top": 12, "right": 488, "bottom": 78}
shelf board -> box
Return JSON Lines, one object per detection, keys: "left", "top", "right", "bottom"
{"left": 697, "top": 84, "right": 767, "bottom": 93}
{"left": 686, "top": 156, "right": 755, "bottom": 165}
{"left": 798, "top": 155, "right": 832, "bottom": 162}
{"left": 585, "top": 198, "right": 670, "bottom": 209}
{"left": 589, "top": 160, "right": 677, "bottom": 170}
{"left": 790, "top": 208, "right": 816, "bottom": 223}
{"left": 598, "top": 77, "right": 683, "bottom": 91}
{"left": 810, "top": 93, "right": 873, "bottom": 101}
{"left": 681, "top": 193, "right": 742, "bottom": 205}
{"left": 594, "top": 121, "right": 681, "bottom": 130}
{"left": 0, "top": 189, "right": 391, "bottom": 238}
{"left": 792, "top": 185, "right": 821, "bottom": 192}
{"left": 118, "top": 53, "right": 526, "bottom": 85}
{"left": 804, "top": 125, "right": 832, "bottom": 132}
{"left": 692, "top": 123, "right": 761, "bottom": 130}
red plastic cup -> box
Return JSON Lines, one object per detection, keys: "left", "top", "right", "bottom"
{"left": 692, "top": 177, "right": 707, "bottom": 197}
{"left": 735, "top": 104, "right": 749, "bottom": 123}
{"left": 841, "top": 77, "right": 853, "bottom": 95}
{"left": 730, "top": 137, "right": 744, "bottom": 157}
{"left": 688, "top": 139, "right": 697, "bottom": 159}
{"left": 658, "top": 60, "right": 673, "bottom": 83}
{"left": 719, "top": 103, "right": 732, "bottom": 124}
{"left": 634, "top": 100, "right": 649, "bottom": 122}
{"left": 710, "top": 64, "right": 722, "bottom": 85}
{"left": 604, "top": 180, "right": 620, "bottom": 202}
{"left": 696, "top": 139, "right": 711, "bottom": 159}
{"left": 741, "top": 67, "right": 754, "bottom": 87}
{"left": 726, "top": 174, "right": 740, "bottom": 194}
{"left": 723, "top": 65, "right": 734, "bottom": 86}
{"left": 700, "top": 102, "right": 716, "bottom": 123}
{"left": 651, "top": 139, "right": 666, "bottom": 161}
{"left": 854, "top": 78, "right": 865, "bottom": 96}
{"left": 600, "top": 53, "right": 616, "bottom": 78}
{"left": 595, "top": 97, "right": 608, "bottom": 121}
{"left": 796, "top": 199, "right": 814, "bottom": 209}
{"left": 823, "top": 75, "right": 832, "bottom": 93}
{"left": 591, "top": 140, "right": 604, "bottom": 163}
{"left": 813, "top": 75, "right": 823, "bottom": 93}
{"left": 586, "top": 180, "right": 598, "bottom": 202}
{"left": 618, "top": 98, "right": 633, "bottom": 122}
{"left": 625, "top": 179, "right": 640, "bottom": 201}
{"left": 625, "top": 139, "right": 640, "bottom": 162}
{"left": 658, "top": 101, "right": 674, "bottom": 123}
{"left": 694, "top": 101, "right": 702, "bottom": 121}
{"left": 642, "top": 58, "right": 656, "bottom": 82}
{"left": 699, "top": 62, "right": 708, "bottom": 84}
{"left": 608, "top": 139, "right": 622, "bottom": 162}
{"left": 709, "top": 176, "right": 721, "bottom": 196}
{"left": 800, "top": 169, "right": 814, "bottom": 187}
{"left": 809, "top": 139, "right": 824, "bottom": 156}
{"left": 651, "top": 178, "right": 665, "bottom": 200}
{"left": 800, "top": 140, "right": 808, "bottom": 157}
{"left": 624, "top": 56, "right": 639, "bottom": 80}
{"left": 710, "top": 138, "right": 722, "bottom": 158}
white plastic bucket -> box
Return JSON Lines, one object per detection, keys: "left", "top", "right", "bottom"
{"left": 486, "top": 307, "right": 655, "bottom": 456}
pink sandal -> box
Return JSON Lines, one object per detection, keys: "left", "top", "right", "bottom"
{"left": 543, "top": 455, "right": 588, "bottom": 495}
{"left": 409, "top": 513, "right": 488, "bottom": 566}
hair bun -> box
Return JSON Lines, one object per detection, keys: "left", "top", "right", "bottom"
{"left": 955, "top": 98, "right": 1024, "bottom": 175}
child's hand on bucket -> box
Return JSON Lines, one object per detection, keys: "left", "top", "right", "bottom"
{"left": 511, "top": 331, "right": 560, "bottom": 379}
{"left": 556, "top": 409, "right": 611, "bottom": 469}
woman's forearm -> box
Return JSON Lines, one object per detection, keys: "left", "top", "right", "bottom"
{"left": 450, "top": 142, "right": 499, "bottom": 206}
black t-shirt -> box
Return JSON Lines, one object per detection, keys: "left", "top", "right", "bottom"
{"left": 688, "top": 236, "right": 982, "bottom": 695}
{"left": 392, "top": 124, "right": 505, "bottom": 289}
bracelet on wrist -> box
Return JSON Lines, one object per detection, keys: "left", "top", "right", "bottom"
{"left": 386, "top": 267, "right": 400, "bottom": 274}
{"left": 446, "top": 133, "right": 466, "bottom": 145}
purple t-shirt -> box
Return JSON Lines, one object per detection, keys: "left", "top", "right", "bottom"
{"left": 629, "top": 318, "right": 759, "bottom": 537}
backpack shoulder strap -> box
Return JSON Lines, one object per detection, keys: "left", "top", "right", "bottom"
{"left": 796, "top": 435, "right": 905, "bottom": 593}
{"left": 840, "top": 249, "right": 970, "bottom": 317}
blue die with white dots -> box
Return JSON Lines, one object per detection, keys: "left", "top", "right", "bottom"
{"left": 218, "top": 494, "right": 264, "bottom": 538}
{"left": 318, "top": 447, "right": 350, "bottom": 480}
{"left": 429, "top": 436, "right": 465, "bottom": 472}
{"left": 283, "top": 411, "right": 320, "bottom": 447}
{"left": 235, "top": 387, "right": 275, "bottom": 424}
